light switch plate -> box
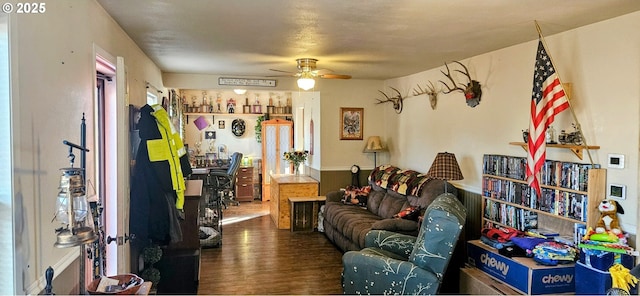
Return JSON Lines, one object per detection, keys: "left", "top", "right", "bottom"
{"left": 608, "top": 153, "right": 625, "bottom": 169}
{"left": 608, "top": 183, "right": 626, "bottom": 200}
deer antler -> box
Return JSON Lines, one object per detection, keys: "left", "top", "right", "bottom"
{"left": 452, "top": 60, "right": 472, "bottom": 84}
{"left": 375, "top": 86, "right": 404, "bottom": 113}
{"left": 412, "top": 81, "right": 440, "bottom": 97}
{"left": 438, "top": 62, "right": 467, "bottom": 94}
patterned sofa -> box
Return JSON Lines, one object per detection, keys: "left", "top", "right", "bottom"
{"left": 342, "top": 193, "right": 467, "bottom": 294}
{"left": 322, "top": 165, "right": 456, "bottom": 252}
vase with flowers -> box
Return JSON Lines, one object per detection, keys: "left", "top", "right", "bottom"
{"left": 283, "top": 150, "right": 309, "bottom": 176}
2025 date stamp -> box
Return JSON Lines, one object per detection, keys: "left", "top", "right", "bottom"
{"left": 2, "top": 3, "right": 46, "bottom": 14}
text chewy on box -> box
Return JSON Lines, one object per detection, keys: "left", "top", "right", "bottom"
{"left": 467, "top": 240, "right": 575, "bottom": 294}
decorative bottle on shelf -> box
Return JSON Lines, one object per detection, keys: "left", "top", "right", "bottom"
{"left": 252, "top": 93, "right": 262, "bottom": 114}
{"left": 267, "top": 97, "right": 275, "bottom": 114}
{"left": 546, "top": 125, "right": 557, "bottom": 144}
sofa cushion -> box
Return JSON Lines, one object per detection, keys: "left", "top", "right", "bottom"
{"left": 324, "top": 201, "right": 384, "bottom": 249}
{"left": 371, "top": 218, "right": 419, "bottom": 232}
{"left": 377, "top": 194, "right": 410, "bottom": 219}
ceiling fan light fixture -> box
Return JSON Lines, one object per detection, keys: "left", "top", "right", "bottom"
{"left": 297, "top": 72, "right": 315, "bottom": 90}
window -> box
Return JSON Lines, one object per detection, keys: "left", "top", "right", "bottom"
{"left": 146, "top": 91, "right": 157, "bottom": 105}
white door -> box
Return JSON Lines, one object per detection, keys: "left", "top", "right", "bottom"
{"left": 114, "top": 56, "right": 130, "bottom": 274}
{"left": 94, "top": 50, "right": 130, "bottom": 277}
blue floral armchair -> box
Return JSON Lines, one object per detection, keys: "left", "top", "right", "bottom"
{"left": 342, "top": 193, "right": 466, "bottom": 295}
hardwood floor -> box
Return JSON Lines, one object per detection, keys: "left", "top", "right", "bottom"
{"left": 198, "top": 200, "right": 344, "bottom": 295}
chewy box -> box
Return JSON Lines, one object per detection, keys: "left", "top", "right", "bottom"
{"left": 467, "top": 240, "right": 575, "bottom": 294}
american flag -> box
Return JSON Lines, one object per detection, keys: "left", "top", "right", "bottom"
{"left": 526, "top": 39, "right": 570, "bottom": 196}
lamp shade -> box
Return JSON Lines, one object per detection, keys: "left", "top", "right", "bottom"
{"left": 363, "top": 136, "right": 387, "bottom": 152}
{"left": 297, "top": 72, "right": 315, "bottom": 90}
{"left": 426, "top": 152, "right": 463, "bottom": 181}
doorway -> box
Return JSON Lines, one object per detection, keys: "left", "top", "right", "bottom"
{"left": 94, "top": 49, "right": 131, "bottom": 277}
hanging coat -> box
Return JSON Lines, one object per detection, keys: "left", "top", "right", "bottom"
{"left": 130, "top": 104, "right": 192, "bottom": 247}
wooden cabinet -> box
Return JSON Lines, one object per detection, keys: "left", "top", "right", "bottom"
{"left": 156, "top": 179, "right": 203, "bottom": 294}
{"left": 261, "top": 119, "right": 293, "bottom": 201}
{"left": 235, "top": 166, "right": 254, "bottom": 202}
{"left": 269, "top": 174, "right": 319, "bottom": 229}
{"left": 481, "top": 154, "right": 605, "bottom": 234}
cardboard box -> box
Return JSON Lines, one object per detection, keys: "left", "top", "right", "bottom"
{"left": 460, "top": 266, "right": 523, "bottom": 295}
{"left": 467, "top": 240, "right": 575, "bottom": 295}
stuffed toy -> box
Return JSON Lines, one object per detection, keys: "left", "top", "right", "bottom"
{"left": 595, "top": 199, "right": 624, "bottom": 235}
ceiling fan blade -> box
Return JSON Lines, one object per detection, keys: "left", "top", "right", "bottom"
{"left": 269, "top": 68, "right": 296, "bottom": 74}
{"left": 319, "top": 73, "right": 352, "bottom": 79}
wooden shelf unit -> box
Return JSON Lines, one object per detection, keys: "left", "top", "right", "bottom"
{"left": 509, "top": 141, "right": 600, "bottom": 160}
{"left": 481, "top": 154, "right": 606, "bottom": 233}
{"left": 184, "top": 112, "right": 292, "bottom": 121}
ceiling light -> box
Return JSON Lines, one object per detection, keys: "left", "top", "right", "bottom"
{"left": 297, "top": 72, "right": 315, "bottom": 90}
{"left": 233, "top": 89, "right": 247, "bottom": 95}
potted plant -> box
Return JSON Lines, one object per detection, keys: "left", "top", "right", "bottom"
{"left": 140, "top": 245, "right": 162, "bottom": 287}
{"left": 255, "top": 115, "right": 264, "bottom": 143}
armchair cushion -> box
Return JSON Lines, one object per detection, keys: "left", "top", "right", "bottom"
{"left": 365, "top": 230, "right": 416, "bottom": 258}
{"left": 342, "top": 250, "right": 441, "bottom": 295}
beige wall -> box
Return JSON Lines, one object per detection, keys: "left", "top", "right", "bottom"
{"left": 384, "top": 12, "right": 640, "bottom": 237}
{"left": 10, "top": 0, "right": 164, "bottom": 293}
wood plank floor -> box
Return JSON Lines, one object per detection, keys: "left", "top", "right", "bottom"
{"left": 198, "top": 200, "right": 344, "bottom": 295}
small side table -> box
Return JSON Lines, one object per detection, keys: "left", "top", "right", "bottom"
{"left": 288, "top": 196, "right": 326, "bottom": 232}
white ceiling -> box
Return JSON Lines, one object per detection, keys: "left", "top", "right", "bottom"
{"left": 97, "top": 0, "right": 640, "bottom": 80}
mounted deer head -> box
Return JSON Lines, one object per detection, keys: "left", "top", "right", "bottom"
{"left": 439, "top": 61, "right": 482, "bottom": 107}
{"left": 375, "top": 86, "right": 404, "bottom": 114}
{"left": 413, "top": 81, "right": 440, "bottom": 110}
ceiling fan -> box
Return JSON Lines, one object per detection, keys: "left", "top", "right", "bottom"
{"left": 269, "top": 58, "right": 352, "bottom": 90}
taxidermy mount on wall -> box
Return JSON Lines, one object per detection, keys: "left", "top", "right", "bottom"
{"left": 439, "top": 61, "right": 482, "bottom": 107}
{"left": 413, "top": 81, "right": 441, "bottom": 110}
{"left": 374, "top": 86, "right": 404, "bottom": 114}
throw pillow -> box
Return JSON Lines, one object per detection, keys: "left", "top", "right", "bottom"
{"left": 393, "top": 206, "right": 420, "bottom": 220}
{"left": 342, "top": 185, "right": 371, "bottom": 207}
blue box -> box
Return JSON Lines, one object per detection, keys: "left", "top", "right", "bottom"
{"left": 579, "top": 249, "right": 635, "bottom": 272}
{"left": 575, "top": 261, "right": 637, "bottom": 295}
{"left": 467, "top": 240, "right": 575, "bottom": 295}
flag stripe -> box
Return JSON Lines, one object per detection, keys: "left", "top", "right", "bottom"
{"left": 526, "top": 39, "right": 569, "bottom": 196}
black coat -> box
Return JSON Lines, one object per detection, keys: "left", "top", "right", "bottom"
{"left": 130, "top": 104, "right": 192, "bottom": 247}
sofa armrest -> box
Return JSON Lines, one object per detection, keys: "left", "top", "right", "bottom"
{"left": 365, "top": 230, "right": 416, "bottom": 258}
{"left": 325, "top": 190, "right": 345, "bottom": 203}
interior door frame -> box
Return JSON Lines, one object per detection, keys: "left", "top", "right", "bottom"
{"left": 93, "top": 45, "right": 130, "bottom": 276}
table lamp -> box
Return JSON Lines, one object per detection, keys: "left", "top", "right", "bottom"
{"left": 363, "top": 136, "right": 388, "bottom": 167}
{"left": 426, "top": 152, "right": 463, "bottom": 194}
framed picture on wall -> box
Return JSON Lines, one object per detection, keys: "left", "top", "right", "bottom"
{"left": 340, "top": 107, "right": 363, "bottom": 140}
